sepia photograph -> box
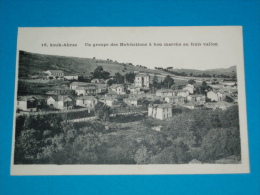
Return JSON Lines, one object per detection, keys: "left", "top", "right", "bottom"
{"left": 11, "top": 27, "right": 249, "bottom": 175}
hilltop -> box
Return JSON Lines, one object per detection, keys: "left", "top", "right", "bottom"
{"left": 164, "top": 66, "right": 236, "bottom": 78}
{"left": 18, "top": 50, "right": 164, "bottom": 78}
{"left": 18, "top": 50, "right": 236, "bottom": 79}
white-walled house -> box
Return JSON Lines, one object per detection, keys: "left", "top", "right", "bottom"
{"left": 216, "top": 91, "right": 224, "bottom": 101}
{"left": 165, "top": 96, "right": 185, "bottom": 105}
{"left": 187, "top": 95, "right": 206, "bottom": 104}
{"left": 148, "top": 104, "right": 172, "bottom": 120}
{"left": 128, "top": 85, "right": 141, "bottom": 94}
{"left": 64, "top": 75, "right": 78, "bottom": 81}
{"left": 47, "top": 96, "right": 75, "bottom": 110}
{"left": 183, "top": 84, "right": 195, "bottom": 94}
{"left": 176, "top": 90, "right": 190, "bottom": 98}
{"left": 156, "top": 89, "right": 175, "bottom": 97}
{"left": 17, "top": 96, "right": 38, "bottom": 112}
{"left": 44, "top": 70, "right": 64, "bottom": 79}
{"left": 110, "top": 84, "right": 125, "bottom": 95}
{"left": 135, "top": 74, "right": 150, "bottom": 88}
{"left": 75, "top": 85, "right": 97, "bottom": 96}
{"left": 76, "top": 96, "right": 98, "bottom": 108}
{"left": 207, "top": 91, "right": 219, "bottom": 102}
{"left": 123, "top": 97, "right": 140, "bottom": 106}
{"left": 183, "top": 101, "right": 196, "bottom": 109}
{"left": 100, "top": 97, "right": 117, "bottom": 107}
{"left": 91, "top": 78, "right": 105, "bottom": 84}
{"left": 70, "top": 82, "right": 93, "bottom": 90}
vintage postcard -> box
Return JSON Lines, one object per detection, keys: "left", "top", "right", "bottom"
{"left": 11, "top": 26, "right": 249, "bottom": 175}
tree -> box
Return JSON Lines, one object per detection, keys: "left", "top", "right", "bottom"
{"left": 91, "top": 66, "right": 110, "bottom": 80}
{"left": 14, "top": 129, "right": 43, "bottom": 163}
{"left": 125, "top": 72, "right": 135, "bottom": 83}
{"left": 107, "top": 79, "right": 115, "bottom": 86}
{"left": 202, "top": 81, "right": 207, "bottom": 87}
{"left": 199, "top": 127, "right": 241, "bottom": 162}
{"left": 151, "top": 75, "right": 159, "bottom": 91}
{"left": 134, "top": 145, "right": 150, "bottom": 164}
{"left": 188, "top": 79, "right": 196, "bottom": 85}
{"left": 94, "top": 102, "right": 112, "bottom": 121}
{"left": 163, "top": 75, "right": 174, "bottom": 89}
{"left": 114, "top": 72, "right": 124, "bottom": 84}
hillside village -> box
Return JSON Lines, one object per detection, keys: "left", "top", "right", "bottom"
{"left": 14, "top": 51, "right": 241, "bottom": 165}
{"left": 17, "top": 65, "right": 238, "bottom": 120}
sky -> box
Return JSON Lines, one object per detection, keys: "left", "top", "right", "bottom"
{"left": 17, "top": 27, "right": 244, "bottom": 70}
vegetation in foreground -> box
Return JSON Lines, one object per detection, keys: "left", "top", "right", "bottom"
{"left": 14, "top": 106, "right": 241, "bottom": 164}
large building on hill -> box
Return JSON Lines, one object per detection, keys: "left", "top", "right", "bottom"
{"left": 44, "top": 70, "right": 64, "bottom": 79}
{"left": 148, "top": 104, "right": 172, "bottom": 120}
{"left": 135, "top": 74, "right": 150, "bottom": 88}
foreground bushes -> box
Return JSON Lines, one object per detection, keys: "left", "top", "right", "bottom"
{"left": 14, "top": 106, "right": 241, "bottom": 164}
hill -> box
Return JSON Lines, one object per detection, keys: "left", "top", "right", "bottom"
{"left": 18, "top": 50, "right": 164, "bottom": 78}
{"left": 166, "top": 66, "right": 236, "bottom": 78}
{"left": 18, "top": 50, "right": 236, "bottom": 80}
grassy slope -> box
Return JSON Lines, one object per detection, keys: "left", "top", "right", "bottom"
{"left": 19, "top": 50, "right": 165, "bottom": 77}
{"left": 169, "top": 66, "right": 236, "bottom": 77}
{"left": 19, "top": 50, "right": 236, "bottom": 84}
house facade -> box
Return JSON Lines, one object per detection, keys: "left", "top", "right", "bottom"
{"left": 64, "top": 75, "right": 78, "bottom": 81}
{"left": 148, "top": 104, "right": 172, "bottom": 120}
{"left": 45, "top": 70, "right": 64, "bottom": 79}
{"left": 17, "top": 96, "right": 38, "bottom": 112}
{"left": 135, "top": 74, "right": 149, "bottom": 88}
{"left": 183, "top": 101, "right": 196, "bottom": 109}
{"left": 91, "top": 79, "right": 105, "bottom": 84}
{"left": 75, "top": 85, "right": 97, "bottom": 96}
{"left": 183, "top": 84, "right": 195, "bottom": 94}
{"left": 207, "top": 91, "right": 219, "bottom": 102}
{"left": 110, "top": 84, "right": 125, "bottom": 95}
{"left": 128, "top": 85, "right": 141, "bottom": 94}
{"left": 76, "top": 96, "right": 98, "bottom": 108}
{"left": 100, "top": 97, "right": 117, "bottom": 107}
{"left": 165, "top": 96, "right": 185, "bottom": 105}
{"left": 47, "top": 96, "right": 75, "bottom": 110}
{"left": 187, "top": 95, "right": 206, "bottom": 104}
{"left": 123, "top": 97, "right": 140, "bottom": 106}
{"left": 70, "top": 82, "right": 92, "bottom": 90}
{"left": 176, "top": 90, "right": 190, "bottom": 98}
{"left": 156, "top": 89, "right": 175, "bottom": 97}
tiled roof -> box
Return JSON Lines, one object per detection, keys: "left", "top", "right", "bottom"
{"left": 76, "top": 86, "right": 96, "bottom": 90}
{"left": 156, "top": 89, "right": 175, "bottom": 93}
{"left": 110, "top": 84, "right": 124, "bottom": 89}
{"left": 148, "top": 103, "right": 172, "bottom": 108}
{"left": 125, "top": 97, "right": 139, "bottom": 101}
{"left": 166, "top": 96, "right": 181, "bottom": 99}
{"left": 48, "top": 95, "right": 74, "bottom": 101}
{"left": 17, "top": 96, "right": 37, "bottom": 101}
{"left": 48, "top": 70, "right": 64, "bottom": 74}
{"left": 188, "top": 95, "right": 204, "bottom": 98}
{"left": 102, "top": 97, "right": 116, "bottom": 101}
{"left": 70, "top": 82, "right": 91, "bottom": 86}
{"left": 76, "top": 96, "right": 97, "bottom": 100}
{"left": 185, "top": 101, "right": 196, "bottom": 106}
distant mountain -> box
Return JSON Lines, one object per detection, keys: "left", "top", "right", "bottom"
{"left": 168, "top": 66, "right": 236, "bottom": 77}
